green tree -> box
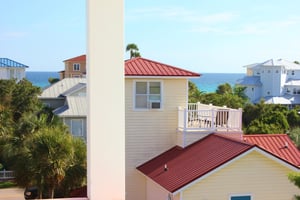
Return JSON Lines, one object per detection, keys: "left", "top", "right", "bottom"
{"left": 188, "top": 81, "right": 203, "bottom": 103}
{"left": 0, "top": 79, "right": 86, "bottom": 198}
{"left": 216, "top": 83, "right": 232, "bottom": 94}
{"left": 288, "top": 172, "right": 300, "bottom": 200}
{"left": 48, "top": 77, "right": 60, "bottom": 84}
{"left": 126, "top": 43, "right": 141, "bottom": 59}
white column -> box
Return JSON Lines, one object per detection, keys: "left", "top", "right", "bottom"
{"left": 87, "top": 0, "right": 124, "bottom": 199}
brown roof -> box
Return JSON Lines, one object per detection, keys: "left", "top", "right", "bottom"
{"left": 137, "top": 134, "right": 253, "bottom": 192}
{"left": 243, "top": 134, "right": 300, "bottom": 166}
{"left": 125, "top": 57, "right": 200, "bottom": 77}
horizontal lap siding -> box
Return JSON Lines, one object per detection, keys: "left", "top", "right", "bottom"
{"left": 182, "top": 151, "right": 299, "bottom": 200}
{"left": 125, "top": 78, "right": 187, "bottom": 200}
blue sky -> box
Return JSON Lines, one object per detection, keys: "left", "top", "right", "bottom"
{"left": 1, "top": 1, "right": 300, "bottom": 73}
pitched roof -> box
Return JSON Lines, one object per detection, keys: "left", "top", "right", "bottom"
{"left": 63, "top": 55, "right": 86, "bottom": 62}
{"left": 137, "top": 134, "right": 253, "bottom": 192}
{"left": 40, "top": 78, "right": 86, "bottom": 98}
{"left": 236, "top": 76, "right": 262, "bottom": 86}
{"left": 125, "top": 57, "right": 200, "bottom": 77}
{"left": 53, "top": 96, "right": 87, "bottom": 117}
{"left": 0, "top": 58, "right": 28, "bottom": 68}
{"left": 243, "top": 134, "right": 300, "bottom": 166}
{"left": 245, "top": 59, "right": 300, "bottom": 70}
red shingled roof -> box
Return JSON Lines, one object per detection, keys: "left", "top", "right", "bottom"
{"left": 64, "top": 55, "right": 86, "bottom": 62}
{"left": 243, "top": 134, "right": 300, "bottom": 166}
{"left": 125, "top": 57, "right": 200, "bottom": 77}
{"left": 137, "top": 134, "right": 253, "bottom": 192}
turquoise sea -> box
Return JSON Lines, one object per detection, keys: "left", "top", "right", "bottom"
{"left": 26, "top": 71, "right": 246, "bottom": 92}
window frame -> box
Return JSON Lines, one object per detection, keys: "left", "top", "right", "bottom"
{"left": 229, "top": 194, "right": 252, "bottom": 200}
{"left": 133, "top": 80, "right": 163, "bottom": 110}
{"left": 73, "top": 63, "right": 81, "bottom": 71}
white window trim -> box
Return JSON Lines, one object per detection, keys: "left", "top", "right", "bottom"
{"left": 133, "top": 80, "right": 163, "bottom": 111}
{"left": 73, "top": 63, "right": 80, "bottom": 71}
{"left": 229, "top": 194, "right": 252, "bottom": 200}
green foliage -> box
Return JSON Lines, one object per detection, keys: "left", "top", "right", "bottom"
{"left": 0, "top": 79, "right": 86, "bottom": 198}
{"left": 188, "top": 81, "right": 203, "bottom": 103}
{"left": 216, "top": 83, "right": 232, "bottom": 94}
{"left": 288, "top": 127, "right": 300, "bottom": 149}
{"left": 0, "top": 181, "right": 17, "bottom": 188}
{"left": 126, "top": 43, "right": 141, "bottom": 59}
{"left": 48, "top": 77, "right": 60, "bottom": 85}
{"left": 288, "top": 172, "right": 300, "bottom": 200}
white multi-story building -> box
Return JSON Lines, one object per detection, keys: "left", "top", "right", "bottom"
{"left": 237, "top": 59, "right": 300, "bottom": 106}
{"left": 0, "top": 58, "right": 28, "bottom": 81}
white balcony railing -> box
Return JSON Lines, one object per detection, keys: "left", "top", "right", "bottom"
{"left": 178, "top": 102, "right": 242, "bottom": 132}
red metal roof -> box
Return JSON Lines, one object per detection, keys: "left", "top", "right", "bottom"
{"left": 243, "top": 134, "right": 300, "bottom": 166}
{"left": 137, "top": 134, "right": 253, "bottom": 192}
{"left": 63, "top": 55, "right": 200, "bottom": 77}
{"left": 125, "top": 57, "right": 201, "bottom": 77}
{"left": 64, "top": 55, "right": 86, "bottom": 62}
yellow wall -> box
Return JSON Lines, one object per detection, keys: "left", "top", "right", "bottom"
{"left": 64, "top": 60, "right": 86, "bottom": 78}
{"left": 181, "top": 150, "right": 300, "bottom": 200}
{"left": 125, "top": 78, "right": 188, "bottom": 200}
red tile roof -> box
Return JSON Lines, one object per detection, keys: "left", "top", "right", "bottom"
{"left": 137, "top": 134, "right": 253, "bottom": 192}
{"left": 125, "top": 57, "right": 200, "bottom": 77}
{"left": 64, "top": 55, "right": 86, "bottom": 62}
{"left": 243, "top": 134, "right": 300, "bottom": 166}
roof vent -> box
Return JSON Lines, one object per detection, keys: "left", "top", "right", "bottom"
{"left": 284, "top": 141, "right": 289, "bottom": 148}
{"left": 164, "top": 164, "right": 168, "bottom": 171}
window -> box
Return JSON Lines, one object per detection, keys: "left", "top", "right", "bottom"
{"left": 231, "top": 195, "right": 251, "bottom": 200}
{"left": 73, "top": 63, "right": 80, "bottom": 71}
{"left": 292, "top": 70, "right": 295, "bottom": 75}
{"left": 135, "top": 81, "right": 161, "bottom": 109}
{"left": 71, "top": 119, "right": 83, "bottom": 137}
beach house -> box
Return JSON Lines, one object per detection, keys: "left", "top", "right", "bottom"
{"left": 0, "top": 58, "right": 28, "bottom": 81}
{"left": 39, "top": 78, "right": 87, "bottom": 141}
{"left": 237, "top": 59, "right": 300, "bottom": 107}
{"left": 59, "top": 55, "right": 86, "bottom": 80}
{"left": 124, "top": 57, "right": 300, "bottom": 200}
{"left": 45, "top": 55, "right": 300, "bottom": 199}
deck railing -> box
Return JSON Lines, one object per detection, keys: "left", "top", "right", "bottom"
{"left": 178, "top": 103, "right": 242, "bottom": 132}
{"left": 0, "top": 169, "right": 15, "bottom": 180}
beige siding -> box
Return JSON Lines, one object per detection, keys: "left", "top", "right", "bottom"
{"left": 182, "top": 150, "right": 300, "bottom": 200}
{"left": 125, "top": 78, "right": 188, "bottom": 200}
{"left": 146, "top": 178, "right": 169, "bottom": 200}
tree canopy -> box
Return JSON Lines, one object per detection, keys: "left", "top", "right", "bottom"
{"left": 0, "top": 79, "right": 86, "bottom": 198}
{"left": 126, "top": 43, "right": 141, "bottom": 59}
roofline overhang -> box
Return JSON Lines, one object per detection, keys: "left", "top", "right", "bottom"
{"left": 170, "top": 146, "right": 300, "bottom": 195}
{"left": 125, "top": 76, "right": 200, "bottom": 79}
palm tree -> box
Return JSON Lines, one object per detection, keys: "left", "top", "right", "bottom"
{"left": 126, "top": 43, "right": 141, "bottom": 59}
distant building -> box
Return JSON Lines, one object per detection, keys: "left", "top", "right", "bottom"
{"left": 237, "top": 59, "right": 300, "bottom": 107}
{"left": 39, "top": 78, "right": 87, "bottom": 141}
{"left": 59, "top": 55, "right": 86, "bottom": 80}
{"left": 0, "top": 58, "right": 28, "bottom": 81}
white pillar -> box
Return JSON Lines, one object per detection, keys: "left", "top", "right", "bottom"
{"left": 87, "top": 0, "right": 124, "bottom": 199}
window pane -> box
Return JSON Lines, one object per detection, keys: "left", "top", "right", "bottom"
{"left": 149, "top": 94, "right": 160, "bottom": 101}
{"left": 72, "top": 119, "right": 83, "bottom": 136}
{"left": 231, "top": 196, "right": 251, "bottom": 200}
{"left": 136, "top": 82, "right": 147, "bottom": 94}
{"left": 149, "top": 82, "right": 160, "bottom": 94}
{"left": 135, "top": 95, "right": 147, "bottom": 108}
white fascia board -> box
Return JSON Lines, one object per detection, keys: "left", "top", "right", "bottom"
{"left": 125, "top": 76, "right": 199, "bottom": 79}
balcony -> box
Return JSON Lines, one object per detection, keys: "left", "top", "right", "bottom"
{"left": 178, "top": 103, "right": 242, "bottom": 132}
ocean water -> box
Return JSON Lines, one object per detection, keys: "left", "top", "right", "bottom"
{"left": 25, "top": 71, "right": 246, "bottom": 92}
{"left": 26, "top": 71, "right": 60, "bottom": 88}
{"left": 190, "top": 73, "right": 245, "bottom": 93}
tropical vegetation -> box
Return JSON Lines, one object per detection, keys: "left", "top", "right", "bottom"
{"left": 0, "top": 79, "right": 86, "bottom": 198}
